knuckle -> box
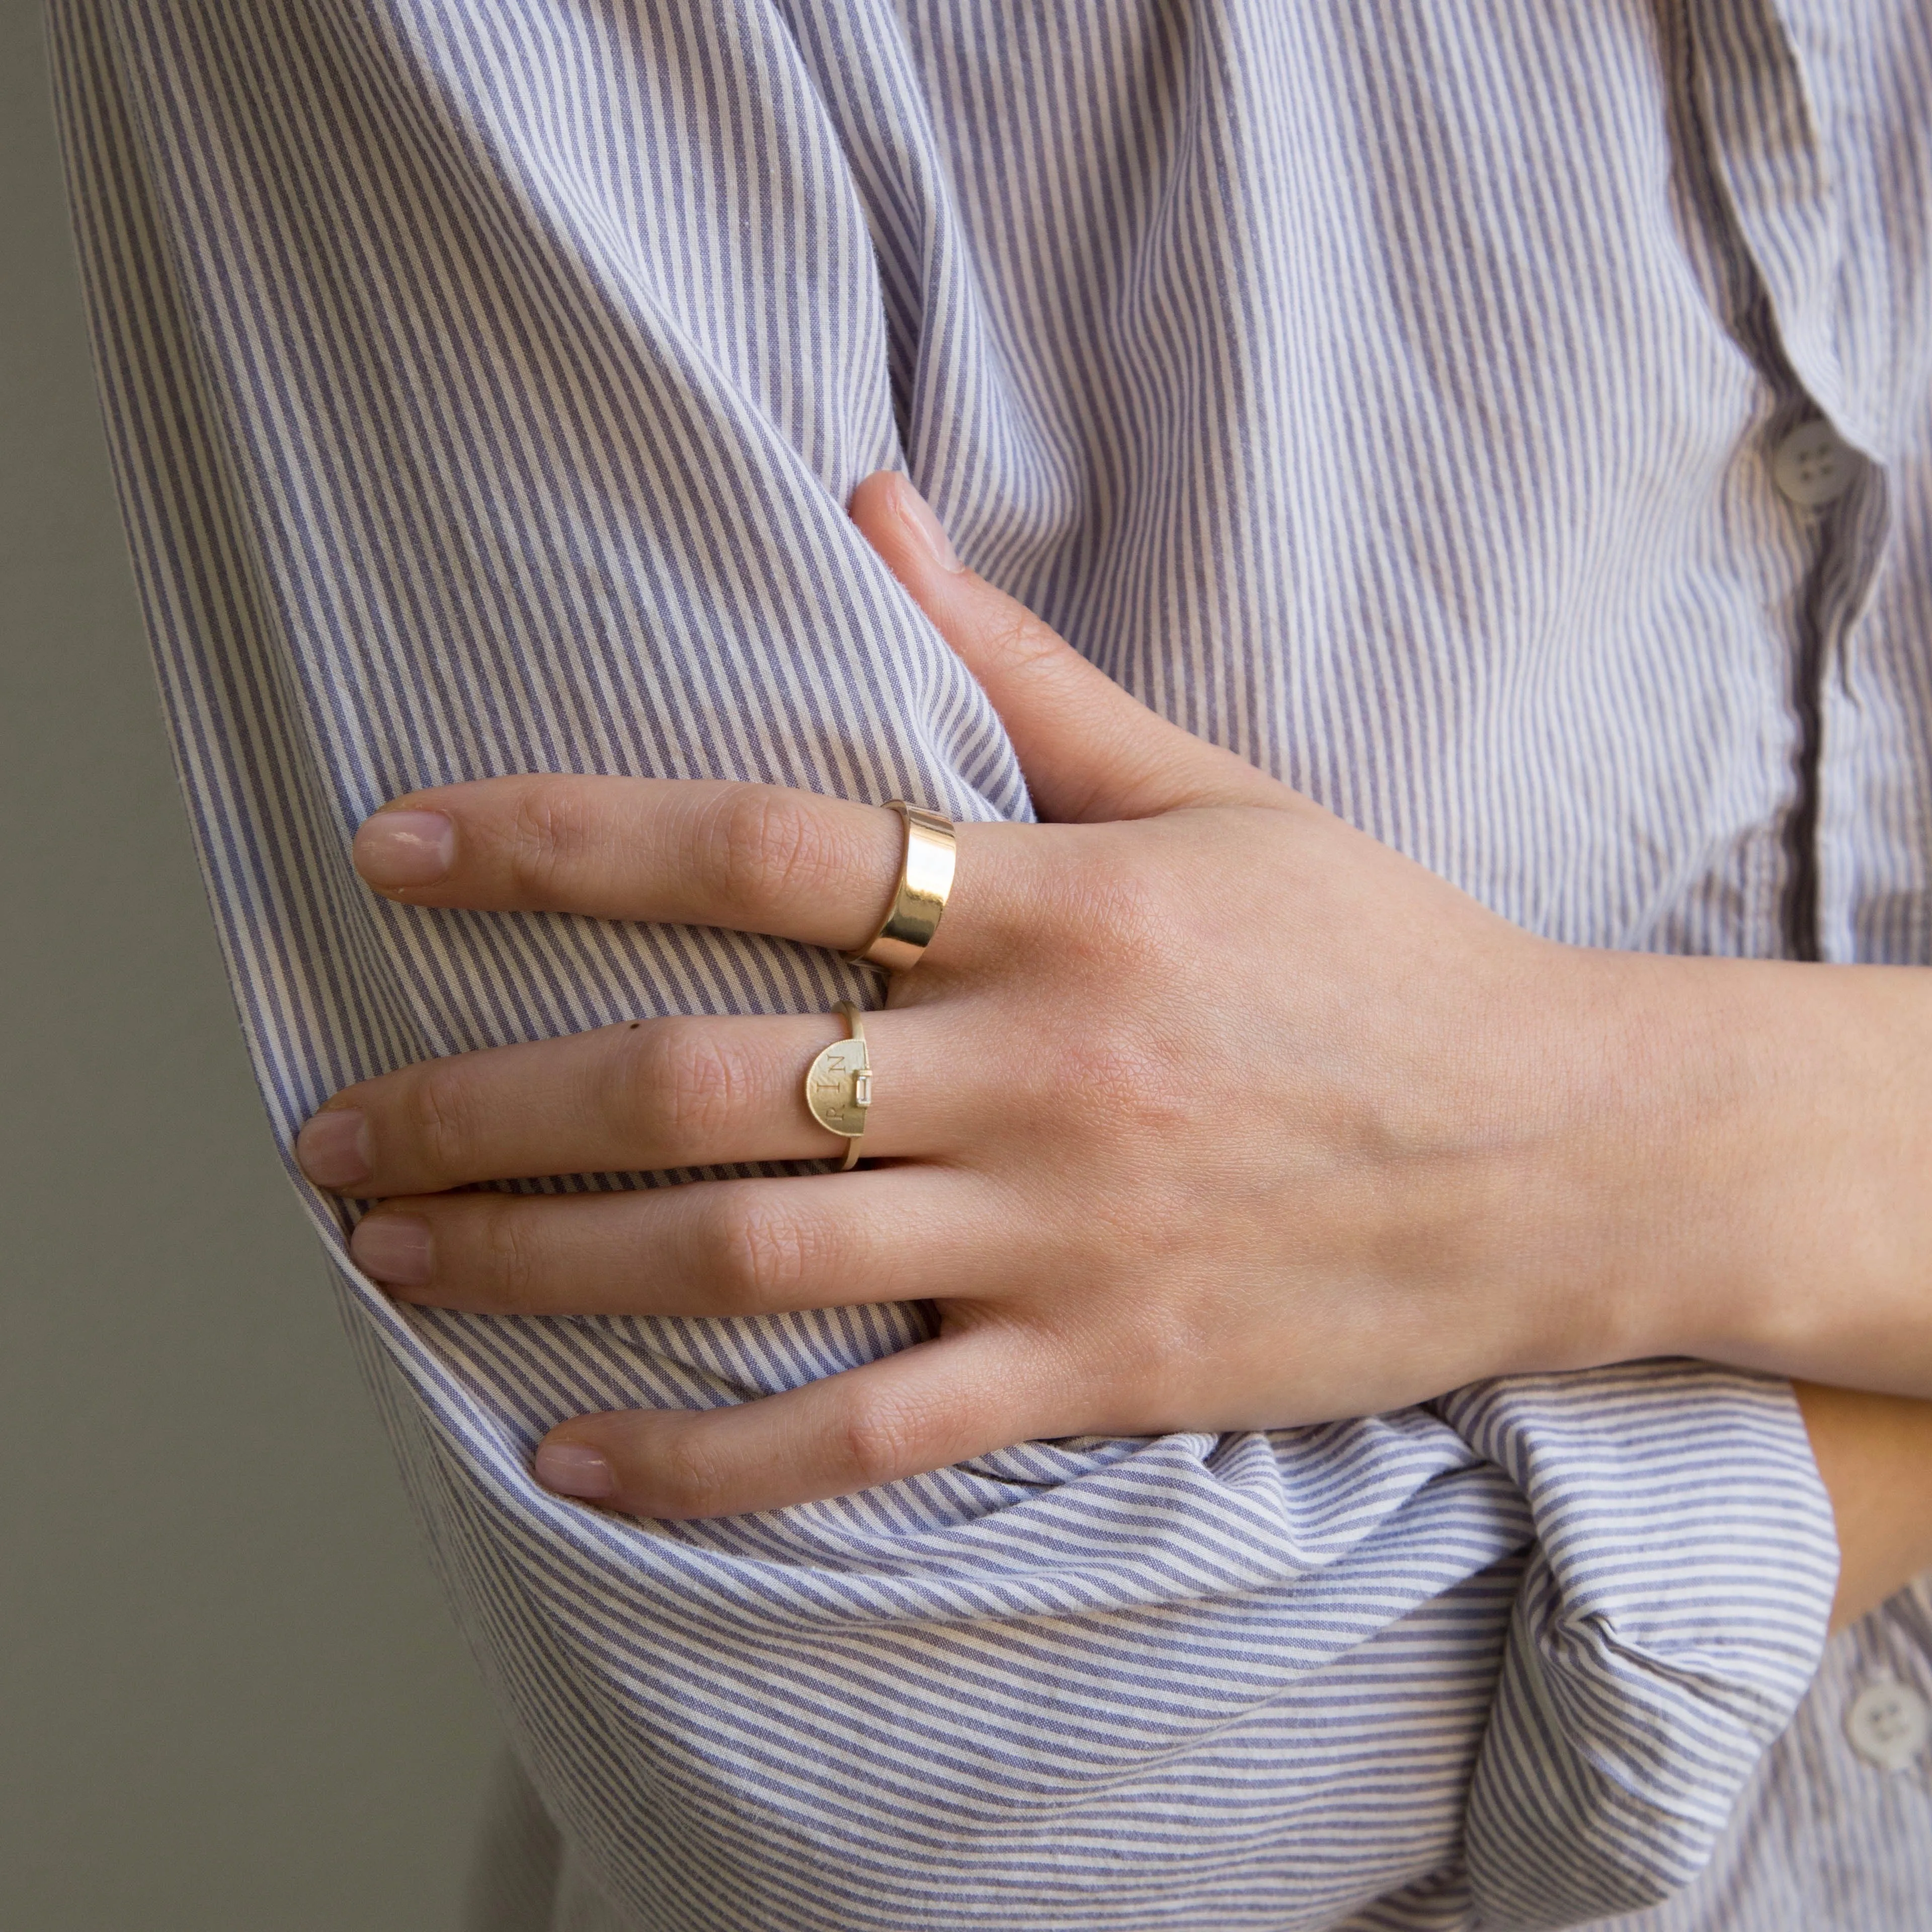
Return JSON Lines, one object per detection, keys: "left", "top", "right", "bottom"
{"left": 1051, "top": 1021, "right": 1189, "bottom": 1143}
{"left": 474, "top": 1197, "right": 544, "bottom": 1309}
{"left": 505, "top": 782, "right": 602, "bottom": 904}
{"left": 694, "top": 787, "right": 836, "bottom": 924}
{"left": 835, "top": 1391, "right": 929, "bottom": 1491}
{"left": 643, "top": 1419, "right": 737, "bottom": 1519}
{"left": 692, "top": 1194, "right": 824, "bottom": 1310}
{"left": 404, "top": 1059, "right": 487, "bottom": 1178}
{"left": 619, "top": 1021, "right": 751, "bottom": 1147}
{"left": 982, "top": 610, "right": 1065, "bottom": 681}
{"left": 1109, "top": 1317, "right": 1197, "bottom": 1423}
{"left": 1033, "top": 839, "right": 1177, "bottom": 977}
{"left": 1090, "top": 868, "right": 1177, "bottom": 970}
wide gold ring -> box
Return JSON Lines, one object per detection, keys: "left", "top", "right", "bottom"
{"left": 846, "top": 801, "right": 956, "bottom": 974}
{"left": 804, "top": 1001, "right": 871, "bottom": 1171}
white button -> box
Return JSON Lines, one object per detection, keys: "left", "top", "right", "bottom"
{"left": 1845, "top": 1679, "right": 1930, "bottom": 1772}
{"left": 1772, "top": 419, "right": 1857, "bottom": 507}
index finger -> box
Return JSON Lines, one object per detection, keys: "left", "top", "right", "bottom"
{"left": 351, "top": 775, "right": 1003, "bottom": 961}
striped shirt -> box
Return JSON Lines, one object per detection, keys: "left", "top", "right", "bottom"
{"left": 46, "top": 0, "right": 1932, "bottom": 1924}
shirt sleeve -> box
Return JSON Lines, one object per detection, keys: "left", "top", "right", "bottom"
{"left": 47, "top": 3, "right": 1838, "bottom": 1925}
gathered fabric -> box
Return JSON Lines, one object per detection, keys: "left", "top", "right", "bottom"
{"left": 49, "top": 1, "right": 1932, "bottom": 1924}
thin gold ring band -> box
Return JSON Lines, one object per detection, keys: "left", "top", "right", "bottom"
{"left": 803, "top": 1001, "right": 871, "bottom": 1171}
{"left": 847, "top": 801, "right": 956, "bottom": 974}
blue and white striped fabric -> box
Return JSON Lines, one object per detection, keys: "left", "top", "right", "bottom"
{"left": 45, "top": 1, "right": 1932, "bottom": 1925}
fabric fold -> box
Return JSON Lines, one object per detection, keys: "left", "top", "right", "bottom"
{"left": 50, "top": 2, "right": 1847, "bottom": 1923}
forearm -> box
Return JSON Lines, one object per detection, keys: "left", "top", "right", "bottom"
{"left": 1795, "top": 1381, "right": 1932, "bottom": 1631}
{"left": 1669, "top": 958, "right": 1932, "bottom": 1394}
{"left": 1584, "top": 958, "right": 1932, "bottom": 1629}
{"left": 1501, "top": 950, "right": 1932, "bottom": 1398}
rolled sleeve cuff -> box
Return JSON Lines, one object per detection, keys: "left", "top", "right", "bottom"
{"left": 1435, "top": 1362, "right": 1837, "bottom": 1928}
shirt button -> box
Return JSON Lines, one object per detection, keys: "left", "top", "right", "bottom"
{"left": 1845, "top": 1679, "right": 1930, "bottom": 1772}
{"left": 1772, "top": 418, "right": 1858, "bottom": 507}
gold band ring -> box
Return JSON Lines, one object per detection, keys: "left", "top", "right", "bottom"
{"left": 847, "top": 801, "right": 956, "bottom": 974}
{"left": 804, "top": 1001, "right": 871, "bottom": 1171}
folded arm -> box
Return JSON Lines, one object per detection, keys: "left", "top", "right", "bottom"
{"left": 51, "top": 2, "right": 1874, "bottom": 1923}
{"left": 307, "top": 469, "right": 1932, "bottom": 1616}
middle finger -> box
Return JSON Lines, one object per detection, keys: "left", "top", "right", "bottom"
{"left": 295, "top": 1008, "right": 972, "bottom": 1196}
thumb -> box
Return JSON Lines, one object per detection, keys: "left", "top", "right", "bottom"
{"left": 850, "top": 471, "right": 1282, "bottom": 823}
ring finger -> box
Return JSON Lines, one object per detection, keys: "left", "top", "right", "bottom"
{"left": 294, "top": 1007, "right": 980, "bottom": 1197}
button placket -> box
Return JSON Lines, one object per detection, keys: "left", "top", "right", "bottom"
{"left": 1680, "top": 1, "right": 1892, "bottom": 963}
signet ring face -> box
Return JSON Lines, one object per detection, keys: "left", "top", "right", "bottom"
{"left": 805, "top": 1001, "right": 871, "bottom": 1171}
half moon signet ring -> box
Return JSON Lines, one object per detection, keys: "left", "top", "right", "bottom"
{"left": 804, "top": 1001, "right": 872, "bottom": 1171}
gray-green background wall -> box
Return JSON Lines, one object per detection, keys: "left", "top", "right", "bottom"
{"left": 2, "top": 4, "right": 505, "bottom": 1924}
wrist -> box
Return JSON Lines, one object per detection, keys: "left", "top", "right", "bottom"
{"left": 1555, "top": 953, "right": 1932, "bottom": 1390}
{"left": 1408, "top": 940, "right": 1730, "bottom": 1383}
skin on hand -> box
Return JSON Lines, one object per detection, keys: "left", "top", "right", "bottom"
{"left": 295, "top": 470, "right": 1932, "bottom": 1535}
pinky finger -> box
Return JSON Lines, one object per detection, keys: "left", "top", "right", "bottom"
{"left": 534, "top": 1327, "right": 1054, "bottom": 1518}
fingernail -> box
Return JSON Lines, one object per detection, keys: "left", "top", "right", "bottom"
{"left": 351, "top": 1213, "right": 432, "bottom": 1287}
{"left": 295, "top": 1108, "right": 372, "bottom": 1189}
{"left": 354, "top": 810, "right": 454, "bottom": 889}
{"left": 895, "top": 478, "right": 964, "bottom": 573}
{"left": 535, "top": 1442, "right": 616, "bottom": 1501}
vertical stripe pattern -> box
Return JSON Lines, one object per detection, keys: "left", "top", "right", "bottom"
{"left": 43, "top": 1, "right": 1932, "bottom": 1925}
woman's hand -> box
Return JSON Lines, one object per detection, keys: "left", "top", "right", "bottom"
{"left": 296, "top": 473, "right": 1932, "bottom": 1517}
